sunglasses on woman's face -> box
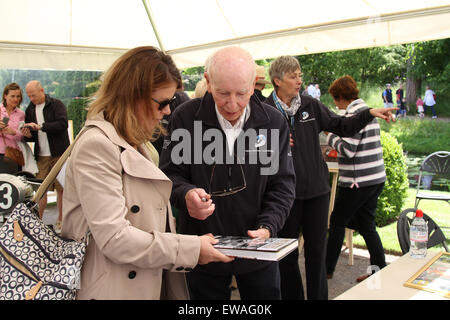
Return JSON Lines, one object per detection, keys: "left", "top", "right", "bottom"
{"left": 152, "top": 96, "right": 176, "bottom": 110}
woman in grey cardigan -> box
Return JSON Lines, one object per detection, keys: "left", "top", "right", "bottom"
{"left": 325, "top": 75, "right": 387, "bottom": 282}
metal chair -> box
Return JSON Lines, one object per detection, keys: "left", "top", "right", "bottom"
{"left": 397, "top": 208, "right": 449, "bottom": 254}
{"left": 414, "top": 151, "right": 450, "bottom": 208}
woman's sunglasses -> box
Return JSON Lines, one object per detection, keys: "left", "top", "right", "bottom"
{"left": 152, "top": 96, "right": 176, "bottom": 110}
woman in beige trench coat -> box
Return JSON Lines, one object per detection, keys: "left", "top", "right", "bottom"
{"left": 61, "top": 46, "right": 233, "bottom": 300}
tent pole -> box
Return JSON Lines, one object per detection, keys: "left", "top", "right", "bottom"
{"left": 142, "top": 0, "right": 165, "bottom": 52}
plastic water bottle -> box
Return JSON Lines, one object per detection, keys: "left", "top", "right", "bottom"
{"left": 409, "top": 209, "right": 428, "bottom": 258}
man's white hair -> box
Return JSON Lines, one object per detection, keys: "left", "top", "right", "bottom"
{"left": 205, "top": 46, "right": 256, "bottom": 84}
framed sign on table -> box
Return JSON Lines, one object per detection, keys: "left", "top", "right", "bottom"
{"left": 404, "top": 251, "right": 450, "bottom": 298}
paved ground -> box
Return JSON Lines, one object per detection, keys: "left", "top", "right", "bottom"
{"left": 41, "top": 195, "right": 58, "bottom": 226}
{"left": 228, "top": 246, "right": 399, "bottom": 300}
{"left": 42, "top": 201, "right": 400, "bottom": 300}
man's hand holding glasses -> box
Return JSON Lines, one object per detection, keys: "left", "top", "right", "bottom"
{"left": 185, "top": 188, "right": 215, "bottom": 220}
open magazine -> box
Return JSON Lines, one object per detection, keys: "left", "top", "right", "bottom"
{"left": 213, "top": 236, "right": 298, "bottom": 261}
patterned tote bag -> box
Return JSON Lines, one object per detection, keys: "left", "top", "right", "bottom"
{"left": 0, "top": 130, "right": 88, "bottom": 300}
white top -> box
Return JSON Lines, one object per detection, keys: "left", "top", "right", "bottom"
{"left": 424, "top": 89, "right": 436, "bottom": 106}
{"left": 307, "top": 84, "right": 316, "bottom": 96}
{"left": 314, "top": 88, "right": 321, "bottom": 100}
{"left": 215, "top": 104, "right": 250, "bottom": 156}
{"left": 35, "top": 102, "right": 51, "bottom": 156}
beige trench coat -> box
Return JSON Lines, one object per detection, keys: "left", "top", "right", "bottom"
{"left": 61, "top": 115, "right": 200, "bottom": 300}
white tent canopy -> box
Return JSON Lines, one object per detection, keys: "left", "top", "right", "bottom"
{"left": 1, "top": 0, "right": 450, "bottom": 71}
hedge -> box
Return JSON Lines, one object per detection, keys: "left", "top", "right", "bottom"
{"left": 375, "top": 131, "right": 409, "bottom": 226}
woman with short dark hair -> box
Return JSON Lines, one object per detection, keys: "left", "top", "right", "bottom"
{"left": 326, "top": 75, "right": 387, "bottom": 282}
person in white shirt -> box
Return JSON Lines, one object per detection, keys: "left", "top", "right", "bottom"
{"left": 313, "top": 84, "right": 321, "bottom": 100}
{"left": 307, "top": 83, "right": 316, "bottom": 97}
{"left": 423, "top": 85, "right": 437, "bottom": 118}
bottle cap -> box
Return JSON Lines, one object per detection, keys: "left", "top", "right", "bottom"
{"left": 416, "top": 209, "right": 423, "bottom": 218}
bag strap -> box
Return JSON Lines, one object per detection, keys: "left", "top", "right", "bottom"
{"left": 31, "top": 127, "right": 89, "bottom": 203}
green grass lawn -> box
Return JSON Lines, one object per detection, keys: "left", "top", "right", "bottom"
{"left": 352, "top": 188, "right": 450, "bottom": 255}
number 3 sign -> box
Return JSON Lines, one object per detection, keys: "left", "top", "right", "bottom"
{"left": 0, "top": 174, "right": 31, "bottom": 216}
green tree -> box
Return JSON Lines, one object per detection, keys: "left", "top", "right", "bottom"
{"left": 405, "top": 39, "right": 450, "bottom": 113}
{"left": 67, "top": 80, "right": 101, "bottom": 136}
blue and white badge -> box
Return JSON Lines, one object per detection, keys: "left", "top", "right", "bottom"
{"left": 255, "top": 134, "right": 267, "bottom": 148}
{"left": 302, "top": 112, "right": 309, "bottom": 120}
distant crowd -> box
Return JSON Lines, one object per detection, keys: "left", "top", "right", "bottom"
{"left": 381, "top": 83, "right": 438, "bottom": 119}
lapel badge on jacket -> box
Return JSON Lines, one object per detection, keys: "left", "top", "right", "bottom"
{"left": 302, "top": 112, "right": 309, "bottom": 120}
{"left": 255, "top": 134, "right": 267, "bottom": 148}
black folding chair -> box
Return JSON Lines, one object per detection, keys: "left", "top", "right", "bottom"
{"left": 414, "top": 151, "right": 450, "bottom": 208}
{"left": 397, "top": 208, "right": 449, "bottom": 254}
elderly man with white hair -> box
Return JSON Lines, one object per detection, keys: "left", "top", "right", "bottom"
{"left": 160, "top": 46, "right": 296, "bottom": 300}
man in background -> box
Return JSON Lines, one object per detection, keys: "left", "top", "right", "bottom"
{"left": 395, "top": 83, "right": 406, "bottom": 118}
{"left": 313, "top": 84, "right": 321, "bottom": 101}
{"left": 382, "top": 83, "right": 393, "bottom": 108}
{"left": 307, "top": 83, "right": 316, "bottom": 96}
{"left": 254, "top": 65, "right": 270, "bottom": 102}
{"left": 21, "top": 80, "right": 70, "bottom": 233}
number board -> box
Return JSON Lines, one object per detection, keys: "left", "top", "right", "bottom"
{"left": 0, "top": 174, "right": 29, "bottom": 215}
{"left": 0, "top": 181, "right": 20, "bottom": 213}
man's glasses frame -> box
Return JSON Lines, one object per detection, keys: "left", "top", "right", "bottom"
{"left": 208, "top": 160, "right": 247, "bottom": 197}
{"left": 152, "top": 96, "right": 176, "bottom": 110}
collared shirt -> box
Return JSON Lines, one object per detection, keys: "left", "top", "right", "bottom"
{"left": 0, "top": 104, "right": 25, "bottom": 153}
{"left": 35, "top": 102, "right": 51, "bottom": 156}
{"left": 215, "top": 104, "right": 250, "bottom": 155}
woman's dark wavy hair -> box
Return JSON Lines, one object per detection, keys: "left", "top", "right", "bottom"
{"left": 2, "top": 82, "right": 23, "bottom": 107}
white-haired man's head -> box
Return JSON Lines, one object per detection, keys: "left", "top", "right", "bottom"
{"left": 204, "top": 47, "right": 256, "bottom": 125}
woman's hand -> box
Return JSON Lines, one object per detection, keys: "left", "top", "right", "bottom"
{"left": 2, "top": 127, "right": 16, "bottom": 135}
{"left": 369, "top": 107, "right": 398, "bottom": 123}
{"left": 20, "top": 127, "right": 32, "bottom": 138}
{"left": 197, "top": 234, "right": 234, "bottom": 265}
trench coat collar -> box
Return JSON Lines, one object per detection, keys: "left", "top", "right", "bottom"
{"left": 194, "top": 92, "right": 271, "bottom": 130}
{"left": 83, "top": 112, "right": 171, "bottom": 183}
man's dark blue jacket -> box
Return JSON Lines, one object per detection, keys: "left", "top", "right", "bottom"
{"left": 160, "top": 92, "right": 295, "bottom": 275}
